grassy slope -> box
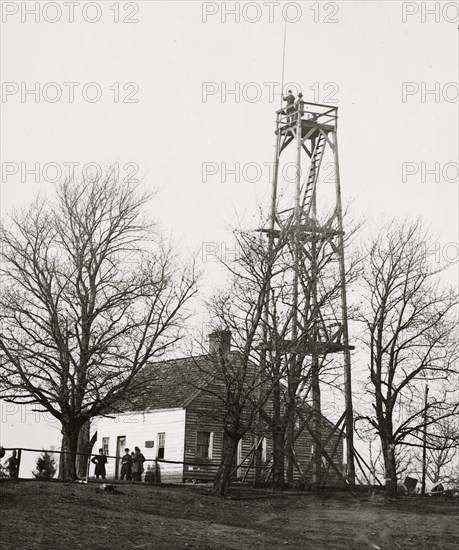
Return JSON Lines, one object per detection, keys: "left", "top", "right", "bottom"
{"left": 1, "top": 480, "right": 458, "bottom": 550}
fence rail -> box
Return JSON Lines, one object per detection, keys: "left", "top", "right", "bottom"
{"left": 1, "top": 446, "right": 226, "bottom": 480}
{"left": 1, "top": 446, "right": 344, "bottom": 488}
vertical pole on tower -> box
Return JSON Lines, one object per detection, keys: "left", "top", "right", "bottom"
{"left": 332, "top": 119, "right": 355, "bottom": 485}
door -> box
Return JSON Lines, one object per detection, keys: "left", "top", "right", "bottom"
{"left": 115, "top": 436, "right": 126, "bottom": 480}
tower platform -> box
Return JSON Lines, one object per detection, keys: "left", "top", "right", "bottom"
{"left": 276, "top": 118, "right": 334, "bottom": 139}
{"left": 258, "top": 339, "right": 355, "bottom": 356}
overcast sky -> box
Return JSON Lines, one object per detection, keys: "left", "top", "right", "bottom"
{"left": 1, "top": 1, "right": 458, "bottom": 474}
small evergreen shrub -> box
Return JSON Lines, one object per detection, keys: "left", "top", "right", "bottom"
{"left": 33, "top": 451, "right": 56, "bottom": 479}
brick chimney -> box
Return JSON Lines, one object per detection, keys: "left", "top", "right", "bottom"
{"left": 208, "top": 330, "right": 232, "bottom": 355}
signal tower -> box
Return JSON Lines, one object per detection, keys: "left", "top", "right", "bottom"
{"left": 259, "top": 98, "right": 355, "bottom": 484}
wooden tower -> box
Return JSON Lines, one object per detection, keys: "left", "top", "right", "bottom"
{"left": 258, "top": 98, "right": 355, "bottom": 485}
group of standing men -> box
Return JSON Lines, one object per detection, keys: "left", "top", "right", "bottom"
{"left": 283, "top": 89, "right": 305, "bottom": 123}
{"left": 91, "top": 446, "right": 146, "bottom": 481}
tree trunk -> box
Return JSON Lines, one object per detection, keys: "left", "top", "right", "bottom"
{"left": 58, "top": 423, "right": 80, "bottom": 481}
{"left": 421, "top": 385, "right": 429, "bottom": 495}
{"left": 271, "top": 374, "right": 285, "bottom": 490}
{"left": 272, "top": 424, "right": 285, "bottom": 489}
{"left": 213, "top": 435, "right": 239, "bottom": 496}
{"left": 76, "top": 421, "right": 91, "bottom": 479}
{"left": 382, "top": 439, "right": 397, "bottom": 499}
{"left": 58, "top": 432, "right": 68, "bottom": 480}
{"left": 433, "top": 464, "right": 440, "bottom": 485}
{"left": 253, "top": 436, "right": 263, "bottom": 487}
{"left": 285, "top": 416, "right": 295, "bottom": 485}
{"left": 311, "top": 357, "right": 322, "bottom": 486}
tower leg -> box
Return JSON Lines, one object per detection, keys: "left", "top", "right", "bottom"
{"left": 332, "top": 128, "right": 355, "bottom": 485}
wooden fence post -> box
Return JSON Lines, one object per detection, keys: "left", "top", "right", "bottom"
{"left": 16, "top": 449, "right": 22, "bottom": 479}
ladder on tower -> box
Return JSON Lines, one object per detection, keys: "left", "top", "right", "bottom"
{"left": 301, "top": 132, "right": 326, "bottom": 218}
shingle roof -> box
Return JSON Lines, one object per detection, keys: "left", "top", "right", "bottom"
{"left": 116, "top": 353, "right": 220, "bottom": 412}
{"left": 110, "top": 351, "right": 341, "bottom": 434}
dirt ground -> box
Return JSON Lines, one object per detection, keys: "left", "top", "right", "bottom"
{"left": 0, "top": 480, "right": 458, "bottom": 550}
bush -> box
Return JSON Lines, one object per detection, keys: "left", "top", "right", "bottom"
{"left": 33, "top": 451, "right": 56, "bottom": 480}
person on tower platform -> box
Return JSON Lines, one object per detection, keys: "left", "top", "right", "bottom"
{"left": 283, "top": 89, "right": 295, "bottom": 124}
{"left": 295, "top": 92, "right": 305, "bottom": 122}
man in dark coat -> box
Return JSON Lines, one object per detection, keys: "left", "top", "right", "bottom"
{"left": 91, "top": 448, "right": 107, "bottom": 479}
{"left": 5, "top": 450, "right": 18, "bottom": 478}
{"left": 131, "top": 446, "right": 146, "bottom": 482}
{"left": 295, "top": 92, "right": 305, "bottom": 122}
{"left": 283, "top": 89, "right": 295, "bottom": 124}
{"left": 120, "top": 448, "right": 132, "bottom": 481}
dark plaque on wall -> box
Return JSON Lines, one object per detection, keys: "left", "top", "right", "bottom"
{"left": 145, "top": 440, "right": 154, "bottom": 448}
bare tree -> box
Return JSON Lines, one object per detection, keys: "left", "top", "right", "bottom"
{"left": 427, "top": 418, "right": 459, "bottom": 484}
{"left": 408, "top": 413, "right": 459, "bottom": 487}
{"left": 0, "top": 173, "right": 197, "bottom": 479}
{"left": 425, "top": 416, "right": 459, "bottom": 486}
{"left": 189, "top": 339, "right": 270, "bottom": 496}
{"left": 191, "top": 229, "right": 285, "bottom": 495}
{"left": 359, "top": 219, "right": 458, "bottom": 499}
{"left": 202, "top": 223, "right": 296, "bottom": 491}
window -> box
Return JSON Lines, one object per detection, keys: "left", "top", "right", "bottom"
{"left": 102, "top": 437, "right": 109, "bottom": 456}
{"left": 250, "top": 434, "right": 267, "bottom": 463}
{"left": 157, "top": 432, "right": 165, "bottom": 459}
{"left": 261, "top": 437, "right": 267, "bottom": 463}
{"left": 196, "top": 431, "right": 212, "bottom": 459}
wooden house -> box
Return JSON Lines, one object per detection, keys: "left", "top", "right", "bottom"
{"left": 92, "top": 332, "right": 345, "bottom": 484}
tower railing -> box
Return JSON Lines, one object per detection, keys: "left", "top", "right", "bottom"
{"left": 276, "top": 101, "right": 338, "bottom": 129}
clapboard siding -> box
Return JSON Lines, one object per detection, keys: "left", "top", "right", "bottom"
{"left": 183, "top": 379, "right": 344, "bottom": 484}
{"left": 236, "top": 425, "right": 344, "bottom": 484}
{"left": 93, "top": 408, "right": 186, "bottom": 483}
{"left": 183, "top": 380, "right": 225, "bottom": 480}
